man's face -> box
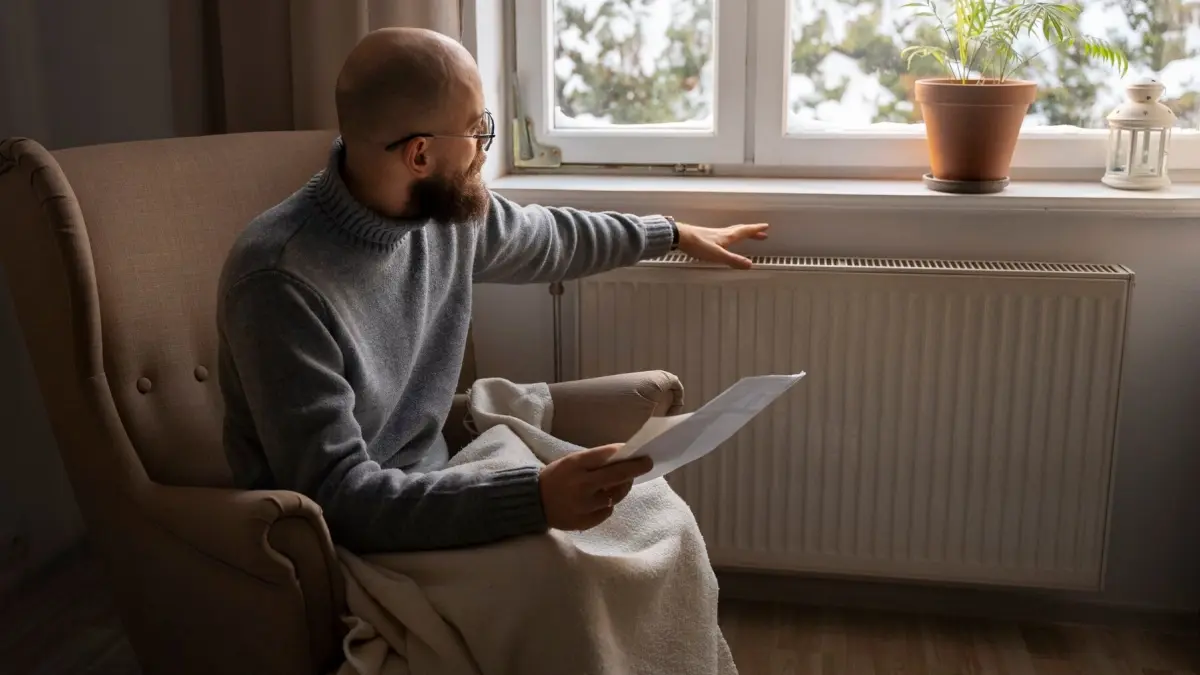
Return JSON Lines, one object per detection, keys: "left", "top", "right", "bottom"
{"left": 407, "top": 116, "right": 490, "bottom": 226}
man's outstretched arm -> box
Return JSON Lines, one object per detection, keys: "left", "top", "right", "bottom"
{"left": 219, "top": 270, "right": 547, "bottom": 553}
{"left": 472, "top": 192, "right": 675, "bottom": 284}
{"left": 473, "top": 192, "right": 770, "bottom": 284}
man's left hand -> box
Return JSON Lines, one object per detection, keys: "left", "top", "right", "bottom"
{"left": 675, "top": 222, "right": 770, "bottom": 270}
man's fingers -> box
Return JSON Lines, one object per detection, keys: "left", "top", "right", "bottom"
{"left": 731, "top": 223, "right": 769, "bottom": 240}
{"left": 589, "top": 456, "right": 653, "bottom": 489}
{"left": 728, "top": 253, "right": 753, "bottom": 270}
{"left": 571, "top": 444, "right": 623, "bottom": 469}
{"left": 608, "top": 480, "right": 634, "bottom": 506}
{"left": 698, "top": 232, "right": 755, "bottom": 270}
{"left": 694, "top": 238, "right": 751, "bottom": 270}
{"left": 576, "top": 506, "right": 615, "bottom": 531}
{"left": 713, "top": 244, "right": 753, "bottom": 270}
{"left": 584, "top": 480, "right": 635, "bottom": 511}
{"left": 584, "top": 483, "right": 621, "bottom": 511}
{"left": 584, "top": 489, "right": 611, "bottom": 511}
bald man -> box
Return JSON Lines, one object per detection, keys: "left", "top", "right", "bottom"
{"left": 217, "top": 28, "right": 768, "bottom": 554}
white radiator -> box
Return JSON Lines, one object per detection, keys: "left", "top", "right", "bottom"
{"left": 566, "top": 255, "right": 1133, "bottom": 590}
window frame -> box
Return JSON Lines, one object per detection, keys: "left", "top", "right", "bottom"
{"left": 751, "top": 0, "right": 1200, "bottom": 172}
{"left": 512, "top": 0, "right": 749, "bottom": 165}
{"left": 509, "top": 0, "right": 1200, "bottom": 174}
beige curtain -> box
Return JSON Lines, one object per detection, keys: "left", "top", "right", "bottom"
{"left": 169, "top": 0, "right": 462, "bottom": 135}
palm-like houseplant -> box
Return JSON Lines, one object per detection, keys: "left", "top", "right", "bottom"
{"left": 902, "top": 0, "right": 1128, "bottom": 188}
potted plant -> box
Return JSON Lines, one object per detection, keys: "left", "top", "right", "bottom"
{"left": 902, "top": 0, "right": 1128, "bottom": 191}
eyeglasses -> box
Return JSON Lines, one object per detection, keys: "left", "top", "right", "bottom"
{"left": 384, "top": 109, "right": 495, "bottom": 153}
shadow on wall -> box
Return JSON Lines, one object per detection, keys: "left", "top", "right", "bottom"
{"left": 0, "top": 271, "right": 85, "bottom": 593}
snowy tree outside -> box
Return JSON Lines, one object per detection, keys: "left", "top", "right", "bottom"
{"left": 550, "top": 0, "right": 1200, "bottom": 133}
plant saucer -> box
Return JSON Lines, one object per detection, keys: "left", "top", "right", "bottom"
{"left": 922, "top": 173, "right": 1010, "bottom": 194}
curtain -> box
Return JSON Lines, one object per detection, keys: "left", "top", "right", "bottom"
{"left": 169, "top": 0, "right": 462, "bottom": 135}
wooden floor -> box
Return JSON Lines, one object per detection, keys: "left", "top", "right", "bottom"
{"left": 721, "top": 602, "right": 1199, "bottom": 675}
{"left": 2, "top": 547, "right": 1196, "bottom": 675}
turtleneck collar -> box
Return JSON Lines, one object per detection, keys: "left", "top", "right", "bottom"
{"left": 305, "top": 137, "right": 423, "bottom": 252}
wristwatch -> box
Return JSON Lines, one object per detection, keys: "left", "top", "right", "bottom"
{"left": 666, "top": 215, "right": 679, "bottom": 250}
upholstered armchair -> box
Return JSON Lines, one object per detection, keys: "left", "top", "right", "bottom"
{"left": 0, "top": 132, "right": 684, "bottom": 675}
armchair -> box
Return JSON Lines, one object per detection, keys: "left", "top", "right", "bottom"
{"left": 0, "top": 132, "right": 683, "bottom": 675}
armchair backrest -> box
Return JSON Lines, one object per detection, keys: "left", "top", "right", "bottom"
{"left": 0, "top": 132, "right": 479, "bottom": 493}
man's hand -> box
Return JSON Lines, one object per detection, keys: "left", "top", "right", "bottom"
{"left": 539, "top": 444, "right": 653, "bottom": 531}
{"left": 675, "top": 222, "right": 770, "bottom": 270}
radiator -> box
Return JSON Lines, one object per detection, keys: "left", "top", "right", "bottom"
{"left": 566, "top": 255, "right": 1133, "bottom": 590}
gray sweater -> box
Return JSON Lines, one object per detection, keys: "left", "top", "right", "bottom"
{"left": 217, "top": 140, "right": 674, "bottom": 553}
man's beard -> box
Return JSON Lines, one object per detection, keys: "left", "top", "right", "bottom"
{"left": 407, "top": 153, "right": 489, "bottom": 225}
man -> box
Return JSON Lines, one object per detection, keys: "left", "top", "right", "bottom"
{"left": 217, "top": 27, "right": 768, "bottom": 555}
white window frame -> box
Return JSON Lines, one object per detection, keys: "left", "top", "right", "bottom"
{"left": 512, "top": 0, "right": 749, "bottom": 165}
{"left": 752, "top": 0, "right": 1200, "bottom": 172}
{"left": 510, "top": 0, "right": 1200, "bottom": 173}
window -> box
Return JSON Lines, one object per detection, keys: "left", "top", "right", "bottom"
{"left": 514, "top": 0, "right": 747, "bottom": 164}
{"left": 512, "top": 0, "right": 1200, "bottom": 172}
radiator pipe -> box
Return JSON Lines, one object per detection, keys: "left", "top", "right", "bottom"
{"left": 550, "top": 281, "right": 564, "bottom": 383}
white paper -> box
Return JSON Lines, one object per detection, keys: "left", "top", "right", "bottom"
{"left": 618, "top": 413, "right": 694, "bottom": 455}
{"left": 612, "top": 372, "right": 807, "bottom": 483}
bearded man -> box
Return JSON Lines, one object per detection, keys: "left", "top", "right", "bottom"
{"left": 217, "top": 27, "right": 767, "bottom": 556}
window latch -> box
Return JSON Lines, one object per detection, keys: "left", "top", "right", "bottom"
{"left": 511, "top": 75, "right": 563, "bottom": 169}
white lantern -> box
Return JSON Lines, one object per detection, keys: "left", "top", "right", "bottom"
{"left": 1102, "top": 77, "right": 1177, "bottom": 190}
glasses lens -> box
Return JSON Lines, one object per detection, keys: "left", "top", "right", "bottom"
{"left": 483, "top": 110, "right": 495, "bottom": 151}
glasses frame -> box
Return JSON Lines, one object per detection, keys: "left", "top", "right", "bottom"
{"left": 384, "top": 109, "right": 495, "bottom": 153}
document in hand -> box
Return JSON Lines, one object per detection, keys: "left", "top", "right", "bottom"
{"left": 611, "top": 372, "right": 807, "bottom": 484}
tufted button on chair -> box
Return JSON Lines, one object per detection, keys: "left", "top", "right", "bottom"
{"left": 0, "top": 132, "right": 684, "bottom": 675}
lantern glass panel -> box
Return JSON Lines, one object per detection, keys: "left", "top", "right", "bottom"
{"left": 1131, "top": 130, "right": 1165, "bottom": 176}
{"left": 1108, "top": 128, "right": 1129, "bottom": 173}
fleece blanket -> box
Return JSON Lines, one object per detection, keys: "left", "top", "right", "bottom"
{"left": 333, "top": 378, "right": 736, "bottom": 675}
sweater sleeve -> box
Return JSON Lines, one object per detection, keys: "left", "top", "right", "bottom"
{"left": 473, "top": 191, "right": 675, "bottom": 284}
{"left": 220, "top": 270, "right": 547, "bottom": 553}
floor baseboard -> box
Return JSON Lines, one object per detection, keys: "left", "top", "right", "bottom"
{"left": 717, "top": 569, "right": 1200, "bottom": 635}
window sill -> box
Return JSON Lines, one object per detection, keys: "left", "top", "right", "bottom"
{"left": 490, "top": 174, "right": 1200, "bottom": 218}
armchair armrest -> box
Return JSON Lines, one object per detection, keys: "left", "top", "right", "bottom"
{"left": 549, "top": 370, "right": 684, "bottom": 448}
{"left": 139, "top": 486, "right": 334, "bottom": 582}
{"left": 446, "top": 371, "right": 684, "bottom": 451}
{"left": 129, "top": 484, "right": 345, "bottom": 674}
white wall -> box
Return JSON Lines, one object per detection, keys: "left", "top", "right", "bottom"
{"left": 0, "top": 0, "right": 177, "bottom": 591}
{"left": 476, "top": 198, "right": 1200, "bottom": 613}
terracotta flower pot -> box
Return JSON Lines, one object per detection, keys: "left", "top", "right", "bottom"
{"left": 914, "top": 79, "right": 1037, "bottom": 182}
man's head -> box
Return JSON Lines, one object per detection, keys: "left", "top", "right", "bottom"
{"left": 335, "top": 28, "right": 492, "bottom": 224}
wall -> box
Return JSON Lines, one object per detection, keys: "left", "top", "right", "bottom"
{"left": 476, "top": 198, "right": 1200, "bottom": 613}
{"left": 0, "top": 0, "right": 176, "bottom": 150}
{"left": 0, "top": 0, "right": 178, "bottom": 591}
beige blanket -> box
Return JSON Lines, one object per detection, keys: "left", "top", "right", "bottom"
{"left": 334, "top": 378, "right": 736, "bottom": 675}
